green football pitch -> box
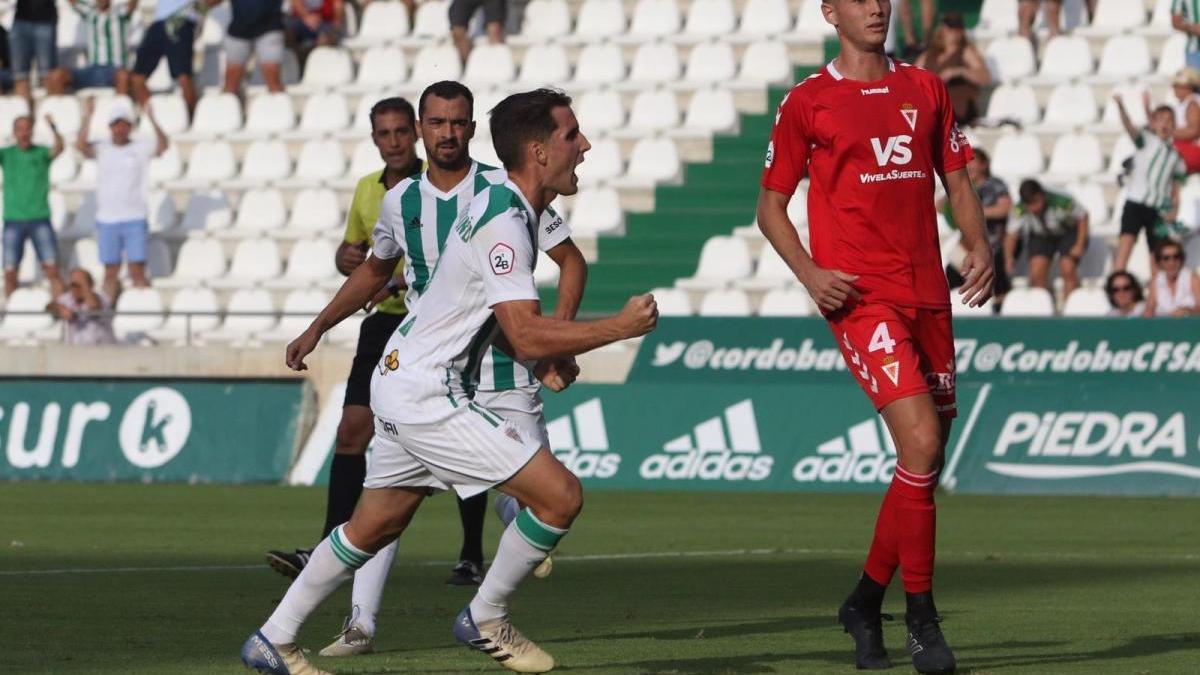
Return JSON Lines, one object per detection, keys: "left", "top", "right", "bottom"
{"left": 3, "top": 484, "right": 1197, "bottom": 674}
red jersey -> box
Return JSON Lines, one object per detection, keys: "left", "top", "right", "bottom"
{"left": 761, "top": 58, "right": 972, "bottom": 309}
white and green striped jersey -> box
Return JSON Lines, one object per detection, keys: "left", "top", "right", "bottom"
{"left": 73, "top": 0, "right": 133, "bottom": 68}
{"left": 371, "top": 179, "right": 564, "bottom": 424}
{"left": 1125, "top": 129, "right": 1185, "bottom": 211}
{"left": 1175, "top": 0, "right": 1200, "bottom": 53}
{"left": 371, "top": 163, "right": 572, "bottom": 400}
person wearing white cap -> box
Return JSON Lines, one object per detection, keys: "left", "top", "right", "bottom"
{"left": 75, "top": 98, "right": 168, "bottom": 300}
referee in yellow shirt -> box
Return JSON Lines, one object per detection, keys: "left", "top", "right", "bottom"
{"left": 267, "top": 97, "right": 422, "bottom": 578}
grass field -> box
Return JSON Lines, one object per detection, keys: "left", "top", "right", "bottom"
{"left": 2, "top": 485, "right": 1198, "bottom": 674}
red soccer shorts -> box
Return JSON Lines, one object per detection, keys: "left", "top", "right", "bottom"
{"left": 828, "top": 302, "right": 957, "bottom": 418}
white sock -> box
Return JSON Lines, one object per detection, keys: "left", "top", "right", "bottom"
{"left": 493, "top": 493, "right": 521, "bottom": 526}
{"left": 261, "top": 525, "right": 372, "bottom": 644}
{"left": 469, "top": 509, "right": 567, "bottom": 624}
{"left": 350, "top": 539, "right": 397, "bottom": 637}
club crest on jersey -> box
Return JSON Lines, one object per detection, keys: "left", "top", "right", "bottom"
{"left": 900, "top": 103, "right": 918, "bottom": 132}
{"left": 489, "top": 243, "right": 514, "bottom": 275}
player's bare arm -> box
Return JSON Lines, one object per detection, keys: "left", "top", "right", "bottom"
{"left": 1070, "top": 212, "right": 1090, "bottom": 261}
{"left": 756, "top": 188, "right": 858, "bottom": 313}
{"left": 546, "top": 238, "right": 587, "bottom": 320}
{"left": 491, "top": 295, "right": 657, "bottom": 363}
{"left": 286, "top": 254, "right": 399, "bottom": 370}
{"left": 943, "top": 167, "right": 994, "bottom": 307}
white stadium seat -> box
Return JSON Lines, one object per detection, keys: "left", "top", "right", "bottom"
{"left": 411, "top": 0, "right": 451, "bottom": 38}
{"left": 1093, "top": 34, "right": 1152, "bottom": 82}
{"left": 188, "top": 93, "right": 242, "bottom": 136}
{"left": 575, "top": 137, "right": 623, "bottom": 185}
{"left": 519, "top": 44, "right": 571, "bottom": 84}
{"left": 575, "top": 0, "right": 627, "bottom": 39}
{"left": 991, "top": 131, "right": 1045, "bottom": 183}
{"left": 213, "top": 238, "right": 283, "bottom": 288}
{"left": 796, "top": 0, "right": 836, "bottom": 38}
{"left": 1069, "top": 181, "right": 1111, "bottom": 227}
{"left": 1000, "top": 287, "right": 1056, "bottom": 316}
{"left": 698, "top": 288, "right": 752, "bottom": 316}
{"left": 35, "top": 96, "right": 81, "bottom": 139}
{"left": 355, "top": 47, "right": 408, "bottom": 90}
{"left": 985, "top": 36, "right": 1037, "bottom": 82}
{"left": 683, "top": 0, "right": 736, "bottom": 37}
{"left": 1098, "top": 83, "right": 1149, "bottom": 131}
{"left": 178, "top": 191, "right": 234, "bottom": 235}
{"left": 292, "top": 139, "right": 346, "bottom": 183}
{"left": 629, "top": 42, "right": 681, "bottom": 83}
{"left": 259, "top": 289, "right": 328, "bottom": 342}
{"left": 232, "top": 189, "right": 288, "bottom": 237}
{"left": 627, "top": 90, "right": 679, "bottom": 132}
{"left": 146, "top": 94, "right": 190, "bottom": 136}
{"left": 573, "top": 43, "right": 625, "bottom": 85}
{"left": 299, "top": 48, "right": 355, "bottom": 91}
{"left": 69, "top": 239, "right": 103, "bottom": 281}
{"left": 276, "top": 238, "right": 338, "bottom": 286}
{"left": 570, "top": 187, "right": 623, "bottom": 234}
{"left": 243, "top": 92, "right": 296, "bottom": 136}
{"left": 151, "top": 287, "right": 221, "bottom": 343}
{"left": 519, "top": 0, "right": 572, "bottom": 40}
{"left": 652, "top": 287, "right": 694, "bottom": 315}
{"left": 113, "top": 287, "right": 165, "bottom": 340}
{"left": 0, "top": 288, "right": 54, "bottom": 341}
{"left": 625, "top": 136, "right": 681, "bottom": 183}
{"left": 1040, "top": 82, "right": 1097, "bottom": 128}
{"left": 1047, "top": 132, "right": 1104, "bottom": 179}
{"left": 1080, "top": 0, "right": 1148, "bottom": 35}
{"left": 736, "top": 246, "right": 795, "bottom": 291}
{"left": 180, "top": 142, "right": 237, "bottom": 186}
{"left": 1034, "top": 36, "right": 1093, "bottom": 82}
{"left": 758, "top": 288, "right": 812, "bottom": 316}
{"left": 1107, "top": 132, "right": 1138, "bottom": 177}
{"left": 738, "top": 41, "right": 791, "bottom": 84}
{"left": 147, "top": 146, "right": 182, "bottom": 185}
{"left": 208, "top": 288, "right": 277, "bottom": 342}
{"left": 347, "top": 1, "right": 411, "bottom": 46}
{"left": 677, "top": 235, "right": 752, "bottom": 290}
{"left": 684, "top": 42, "right": 736, "bottom": 83}
{"left": 684, "top": 88, "right": 737, "bottom": 132}
{"left": 158, "top": 238, "right": 227, "bottom": 289}
{"left": 464, "top": 44, "right": 516, "bottom": 84}
{"left": 985, "top": 83, "right": 1039, "bottom": 125}
{"left": 288, "top": 188, "right": 342, "bottom": 234}
{"left": 1158, "top": 33, "right": 1187, "bottom": 78}
{"left": 297, "top": 92, "right": 349, "bottom": 135}
{"left": 576, "top": 89, "right": 626, "bottom": 133}
{"left": 412, "top": 42, "right": 463, "bottom": 82}
{"left": 739, "top": 0, "right": 791, "bottom": 36}
{"left": 49, "top": 150, "right": 78, "bottom": 183}
{"left": 237, "top": 139, "right": 292, "bottom": 186}
{"left": 976, "top": 0, "right": 1020, "bottom": 36}
{"left": 349, "top": 139, "right": 383, "bottom": 178}
{"left": 629, "top": 0, "right": 681, "bottom": 37}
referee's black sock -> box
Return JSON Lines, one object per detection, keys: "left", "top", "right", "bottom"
{"left": 321, "top": 453, "right": 367, "bottom": 540}
{"left": 457, "top": 493, "right": 489, "bottom": 567}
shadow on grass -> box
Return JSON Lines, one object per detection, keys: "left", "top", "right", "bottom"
{"left": 960, "top": 632, "right": 1200, "bottom": 671}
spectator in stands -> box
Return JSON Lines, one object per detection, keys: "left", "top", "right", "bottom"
{"left": 1173, "top": 0, "right": 1200, "bottom": 72}
{"left": 286, "top": 0, "right": 344, "bottom": 69}
{"left": 131, "top": 0, "right": 214, "bottom": 119}
{"left": 1165, "top": 69, "right": 1200, "bottom": 173}
{"left": 76, "top": 99, "right": 168, "bottom": 300}
{"left": 47, "top": 268, "right": 116, "bottom": 345}
{"left": 0, "top": 25, "right": 13, "bottom": 93}
{"left": 915, "top": 12, "right": 990, "bottom": 125}
{"left": 1144, "top": 241, "right": 1199, "bottom": 316}
{"left": 1007, "top": 179, "right": 1089, "bottom": 300}
{"left": 1018, "top": 0, "right": 1096, "bottom": 41}
{"left": 9, "top": 0, "right": 68, "bottom": 108}
{"left": 2, "top": 114, "right": 65, "bottom": 298}
{"left": 897, "top": 0, "right": 936, "bottom": 58}
{"left": 1113, "top": 95, "right": 1186, "bottom": 274}
{"left": 940, "top": 150, "right": 1013, "bottom": 306}
{"left": 449, "top": 0, "right": 506, "bottom": 65}
{"left": 223, "top": 0, "right": 287, "bottom": 94}
{"left": 57, "top": 0, "right": 136, "bottom": 95}
{"left": 1104, "top": 271, "right": 1145, "bottom": 318}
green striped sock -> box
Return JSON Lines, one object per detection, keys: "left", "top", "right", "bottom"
{"left": 514, "top": 508, "right": 568, "bottom": 553}
{"left": 329, "top": 525, "right": 373, "bottom": 569}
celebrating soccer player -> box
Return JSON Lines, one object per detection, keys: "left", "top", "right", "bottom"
{"left": 757, "top": 1, "right": 994, "bottom": 672}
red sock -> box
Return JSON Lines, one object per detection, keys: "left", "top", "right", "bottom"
{"left": 891, "top": 464, "right": 938, "bottom": 594}
{"left": 862, "top": 483, "right": 899, "bottom": 587}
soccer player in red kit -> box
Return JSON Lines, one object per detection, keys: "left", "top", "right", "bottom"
{"left": 757, "top": 1, "right": 994, "bottom": 672}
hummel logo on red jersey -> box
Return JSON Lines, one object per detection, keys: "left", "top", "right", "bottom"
{"left": 860, "top": 87, "right": 889, "bottom": 96}
{"left": 900, "top": 104, "right": 918, "bottom": 132}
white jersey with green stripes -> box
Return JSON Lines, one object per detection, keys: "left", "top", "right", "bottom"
{"left": 1125, "top": 129, "right": 1185, "bottom": 211}
{"left": 1175, "top": 0, "right": 1200, "bottom": 53}
{"left": 371, "top": 164, "right": 572, "bottom": 407}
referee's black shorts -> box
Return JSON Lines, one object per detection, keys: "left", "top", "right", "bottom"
{"left": 343, "top": 311, "right": 406, "bottom": 408}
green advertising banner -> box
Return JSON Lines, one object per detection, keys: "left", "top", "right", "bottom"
{"left": 630, "top": 318, "right": 1200, "bottom": 384}
{"left": 0, "top": 378, "right": 307, "bottom": 483}
{"left": 540, "top": 380, "right": 1200, "bottom": 497}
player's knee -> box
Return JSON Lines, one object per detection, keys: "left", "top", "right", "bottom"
{"left": 536, "top": 472, "right": 583, "bottom": 527}
{"left": 902, "top": 422, "right": 943, "bottom": 472}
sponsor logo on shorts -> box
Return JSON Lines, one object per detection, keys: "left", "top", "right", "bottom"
{"left": 547, "top": 398, "right": 621, "bottom": 479}
{"left": 640, "top": 400, "right": 774, "bottom": 482}
{"left": 489, "top": 243, "right": 514, "bottom": 275}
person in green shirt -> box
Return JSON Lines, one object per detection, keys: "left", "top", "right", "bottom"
{"left": 2, "top": 114, "right": 64, "bottom": 298}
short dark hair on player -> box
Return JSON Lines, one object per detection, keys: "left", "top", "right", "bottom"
{"left": 419, "top": 81, "right": 474, "bottom": 119}
{"left": 1152, "top": 105, "right": 1175, "bottom": 120}
{"left": 489, "top": 88, "right": 573, "bottom": 171}
{"left": 1018, "top": 179, "right": 1045, "bottom": 204}
{"left": 369, "top": 97, "right": 416, "bottom": 131}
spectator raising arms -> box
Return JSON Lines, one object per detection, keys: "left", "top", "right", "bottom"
{"left": 47, "top": 268, "right": 117, "bottom": 345}
{"left": 1173, "top": 0, "right": 1200, "bottom": 72}
{"left": 286, "top": 0, "right": 344, "bottom": 69}
{"left": 2, "top": 114, "right": 65, "bottom": 298}
{"left": 1112, "top": 95, "right": 1185, "bottom": 274}
{"left": 1007, "top": 179, "right": 1089, "bottom": 301}
{"left": 450, "top": 0, "right": 506, "bottom": 65}
{"left": 1166, "top": 68, "right": 1200, "bottom": 173}
{"left": 224, "top": 0, "right": 287, "bottom": 94}
{"left": 131, "top": 0, "right": 217, "bottom": 119}
{"left": 76, "top": 99, "right": 168, "bottom": 299}
{"left": 60, "top": 0, "right": 137, "bottom": 95}
{"left": 10, "top": 0, "right": 68, "bottom": 107}
{"left": 1104, "top": 271, "right": 1145, "bottom": 318}
{"left": 915, "top": 12, "right": 990, "bottom": 125}
{"left": 1145, "top": 241, "right": 1200, "bottom": 317}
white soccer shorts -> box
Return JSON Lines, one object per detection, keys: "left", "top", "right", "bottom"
{"left": 366, "top": 400, "right": 543, "bottom": 498}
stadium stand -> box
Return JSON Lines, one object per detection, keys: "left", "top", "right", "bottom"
{"left": 0, "top": 0, "right": 1194, "bottom": 345}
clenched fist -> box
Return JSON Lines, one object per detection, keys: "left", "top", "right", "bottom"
{"left": 617, "top": 293, "right": 658, "bottom": 339}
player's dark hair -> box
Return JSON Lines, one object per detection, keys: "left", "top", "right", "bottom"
{"left": 419, "top": 81, "right": 474, "bottom": 119}
{"left": 1152, "top": 105, "right": 1175, "bottom": 120}
{"left": 1104, "top": 271, "right": 1144, "bottom": 303}
{"left": 1154, "top": 239, "right": 1185, "bottom": 262}
{"left": 1018, "top": 179, "right": 1045, "bottom": 203}
{"left": 369, "top": 97, "right": 416, "bottom": 131}
{"left": 489, "top": 88, "right": 574, "bottom": 170}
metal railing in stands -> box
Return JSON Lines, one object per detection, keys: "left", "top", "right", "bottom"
{"left": 0, "top": 310, "right": 331, "bottom": 347}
